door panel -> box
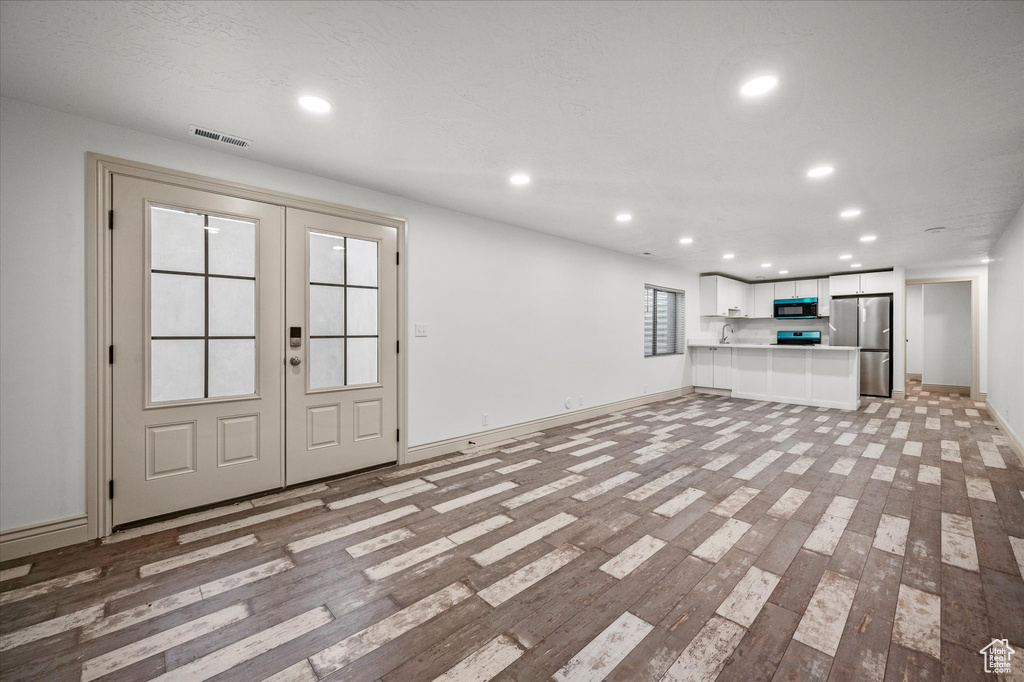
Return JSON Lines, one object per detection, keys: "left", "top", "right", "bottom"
{"left": 713, "top": 348, "right": 732, "bottom": 389}
{"left": 829, "top": 298, "right": 859, "bottom": 347}
{"left": 860, "top": 351, "right": 891, "bottom": 397}
{"left": 111, "top": 176, "right": 284, "bottom": 526}
{"left": 285, "top": 208, "right": 398, "bottom": 484}
{"left": 859, "top": 296, "right": 891, "bottom": 351}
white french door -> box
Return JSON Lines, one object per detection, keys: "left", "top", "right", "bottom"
{"left": 284, "top": 208, "right": 399, "bottom": 485}
{"left": 110, "top": 176, "right": 399, "bottom": 526}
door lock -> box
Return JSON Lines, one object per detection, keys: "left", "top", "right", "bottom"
{"left": 289, "top": 356, "right": 301, "bottom": 366}
{"left": 290, "top": 326, "right": 302, "bottom": 348}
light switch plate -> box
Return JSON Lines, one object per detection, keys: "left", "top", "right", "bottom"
{"left": 414, "top": 324, "right": 427, "bottom": 337}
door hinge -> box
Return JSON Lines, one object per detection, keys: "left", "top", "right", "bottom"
{"left": 396, "top": 252, "right": 400, "bottom": 265}
{"left": 108, "top": 345, "right": 114, "bottom": 364}
{"left": 396, "top": 429, "right": 400, "bottom": 442}
{"left": 108, "top": 209, "right": 114, "bottom": 230}
{"left": 108, "top": 480, "right": 114, "bottom": 499}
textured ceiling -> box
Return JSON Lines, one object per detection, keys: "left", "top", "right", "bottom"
{"left": 2, "top": 0, "right": 1023, "bottom": 279}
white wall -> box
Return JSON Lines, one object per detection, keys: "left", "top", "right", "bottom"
{"left": 921, "top": 282, "right": 972, "bottom": 386}
{"left": 905, "top": 264, "right": 989, "bottom": 395}
{"left": 906, "top": 285, "right": 923, "bottom": 375}
{"left": 0, "top": 97, "right": 699, "bottom": 532}
{"left": 987, "top": 202, "right": 1024, "bottom": 445}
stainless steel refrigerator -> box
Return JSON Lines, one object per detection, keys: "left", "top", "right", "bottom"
{"left": 829, "top": 295, "right": 892, "bottom": 397}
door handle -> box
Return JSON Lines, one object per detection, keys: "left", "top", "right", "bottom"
{"left": 289, "top": 356, "right": 301, "bottom": 366}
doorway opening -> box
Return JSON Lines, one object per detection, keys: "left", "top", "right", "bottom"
{"left": 904, "top": 277, "right": 980, "bottom": 399}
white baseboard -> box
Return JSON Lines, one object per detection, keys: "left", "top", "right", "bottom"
{"left": 406, "top": 387, "right": 693, "bottom": 464}
{"left": 920, "top": 383, "right": 970, "bottom": 394}
{"left": 0, "top": 514, "right": 89, "bottom": 562}
{"left": 2, "top": 389, "right": 697, "bottom": 560}
{"left": 986, "top": 400, "right": 1024, "bottom": 468}
{"left": 892, "top": 390, "right": 906, "bottom": 400}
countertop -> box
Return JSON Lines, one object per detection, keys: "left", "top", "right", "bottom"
{"left": 688, "top": 342, "right": 860, "bottom": 352}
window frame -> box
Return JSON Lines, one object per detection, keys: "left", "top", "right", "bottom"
{"left": 644, "top": 285, "right": 686, "bottom": 357}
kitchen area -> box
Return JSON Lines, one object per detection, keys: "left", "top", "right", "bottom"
{"left": 690, "top": 270, "right": 896, "bottom": 410}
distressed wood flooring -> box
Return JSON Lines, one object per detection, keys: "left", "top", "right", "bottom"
{"left": 2, "top": 382, "right": 1023, "bottom": 681}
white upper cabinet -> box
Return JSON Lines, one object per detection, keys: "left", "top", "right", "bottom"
{"left": 817, "top": 278, "right": 830, "bottom": 316}
{"left": 774, "top": 280, "right": 796, "bottom": 300}
{"left": 700, "top": 275, "right": 750, "bottom": 316}
{"left": 752, "top": 282, "right": 774, "bottom": 318}
{"left": 860, "top": 271, "right": 895, "bottom": 294}
{"left": 794, "top": 280, "right": 818, "bottom": 298}
{"left": 829, "top": 271, "right": 895, "bottom": 296}
{"left": 829, "top": 274, "right": 861, "bottom": 296}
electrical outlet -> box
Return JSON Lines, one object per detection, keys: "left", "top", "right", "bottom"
{"left": 414, "top": 323, "right": 427, "bottom": 337}
{"left": 482, "top": 413, "right": 488, "bottom": 426}
{"left": 643, "top": 384, "right": 648, "bottom": 394}
{"left": 578, "top": 396, "right": 583, "bottom": 407}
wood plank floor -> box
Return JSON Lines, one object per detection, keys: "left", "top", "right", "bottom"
{"left": 2, "top": 382, "right": 1023, "bottom": 681}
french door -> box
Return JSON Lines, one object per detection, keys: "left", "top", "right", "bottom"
{"left": 110, "top": 176, "right": 398, "bottom": 526}
{"left": 284, "top": 208, "right": 398, "bottom": 484}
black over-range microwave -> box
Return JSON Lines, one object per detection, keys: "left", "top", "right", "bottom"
{"left": 773, "top": 298, "right": 818, "bottom": 319}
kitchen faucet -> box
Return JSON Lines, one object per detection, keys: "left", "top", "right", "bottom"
{"left": 720, "top": 323, "right": 734, "bottom": 344}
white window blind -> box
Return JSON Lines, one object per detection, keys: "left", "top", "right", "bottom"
{"left": 644, "top": 286, "right": 685, "bottom": 356}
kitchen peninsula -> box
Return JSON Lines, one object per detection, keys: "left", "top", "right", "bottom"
{"left": 689, "top": 342, "right": 861, "bottom": 410}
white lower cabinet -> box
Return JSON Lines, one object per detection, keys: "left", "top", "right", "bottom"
{"left": 692, "top": 347, "right": 731, "bottom": 389}
{"left": 713, "top": 348, "right": 732, "bottom": 389}
{"left": 692, "top": 347, "right": 714, "bottom": 387}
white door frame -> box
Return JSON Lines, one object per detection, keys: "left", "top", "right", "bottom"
{"left": 86, "top": 153, "right": 408, "bottom": 538}
{"left": 903, "top": 276, "right": 980, "bottom": 400}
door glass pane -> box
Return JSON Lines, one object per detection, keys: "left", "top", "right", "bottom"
{"left": 151, "top": 340, "right": 205, "bottom": 402}
{"left": 208, "top": 216, "right": 255, "bottom": 277}
{"left": 346, "top": 238, "right": 377, "bottom": 286}
{"left": 310, "top": 285, "right": 345, "bottom": 336}
{"left": 309, "top": 232, "right": 345, "bottom": 284}
{"left": 347, "top": 287, "right": 378, "bottom": 336}
{"left": 149, "top": 205, "right": 258, "bottom": 404}
{"left": 151, "top": 207, "right": 205, "bottom": 273}
{"left": 151, "top": 273, "right": 205, "bottom": 337}
{"left": 310, "top": 338, "right": 345, "bottom": 389}
{"left": 208, "top": 278, "right": 255, "bottom": 336}
{"left": 346, "top": 337, "right": 378, "bottom": 385}
{"left": 208, "top": 339, "right": 255, "bottom": 397}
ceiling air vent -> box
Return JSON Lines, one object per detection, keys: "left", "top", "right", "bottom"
{"left": 188, "top": 125, "right": 252, "bottom": 149}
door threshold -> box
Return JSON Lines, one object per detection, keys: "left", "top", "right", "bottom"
{"left": 112, "top": 460, "right": 397, "bottom": 533}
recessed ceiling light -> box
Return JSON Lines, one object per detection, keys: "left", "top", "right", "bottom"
{"left": 679, "top": 237, "right": 693, "bottom": 245}
{"left": 851, "top": 263, "right": 862, "bottom": 268}
{"left": 806, "top": 165, "right": 835, "bottom": 179}
{"left": 616, "top": 213, "right": 632, "bottom": 223}
{"left": 840, "top": 208, "right": 862, "bottom": 219}
{"left": 739, "top": 74, "right": 779, "bottom": 97}
{"left": 839, "top": 254, "right": 852, "bottom": 260}
{"left": 509, "top": 174, "right": 531, "bottom": 186}
{"left": 981, "top": 257, "right": 992, "bottom": 263}
{"left": 298, "top": 95, "right": 332, "bottom": 113}
{"left": 779, "top": 270, "right": 789, "bottom": 275}
{"left": 761, "top": 263, "right": 771, "bottom": 268}
{"left": 723, "top": 253, "right": 735, "bottom": 259}
{"left": 860, "top": 235, "right": 877, "bottom": 242}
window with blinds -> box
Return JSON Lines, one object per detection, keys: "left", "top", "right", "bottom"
{"left": 644, "top": 286, "right": 685, "bottom": 356}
